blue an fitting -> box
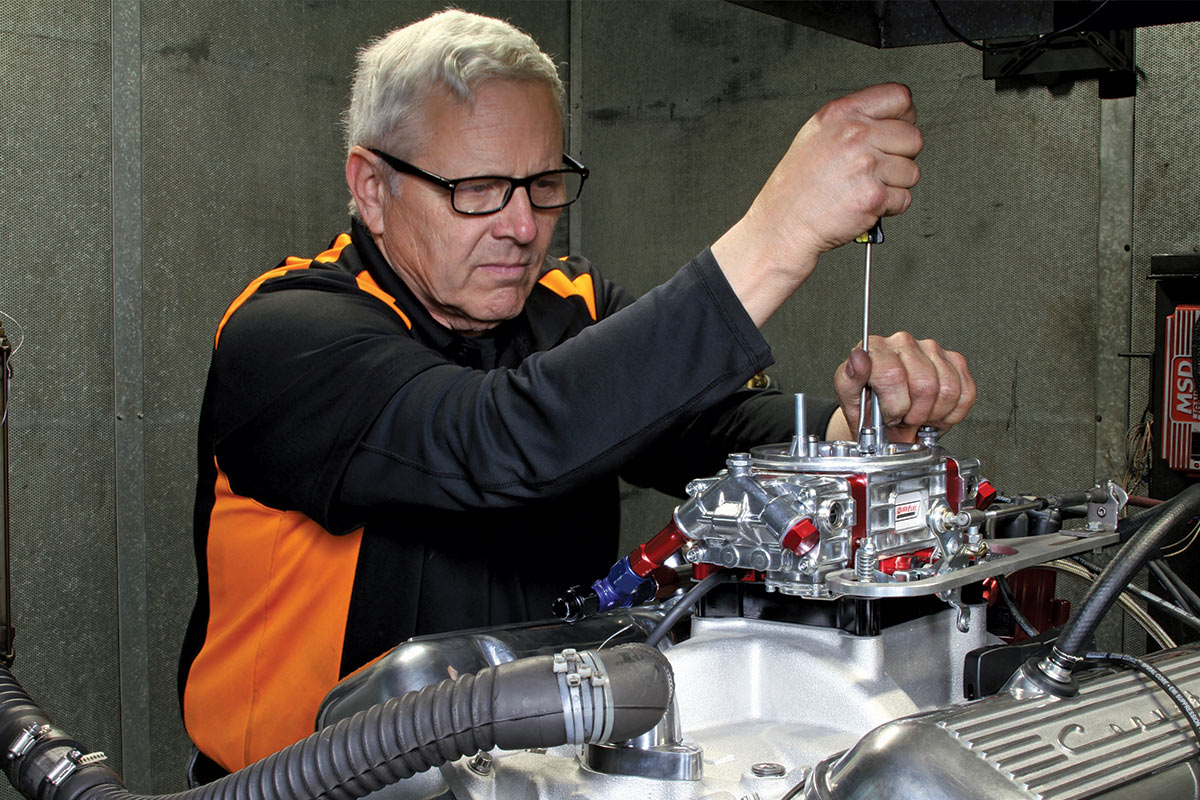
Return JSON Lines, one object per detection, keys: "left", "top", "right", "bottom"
{"left": 592, "top": 557, "right": 655, "bottom": 612}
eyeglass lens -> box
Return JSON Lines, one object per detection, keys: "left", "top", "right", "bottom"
{"left": 454, "top": 170, "right": 584, "bottom": 214}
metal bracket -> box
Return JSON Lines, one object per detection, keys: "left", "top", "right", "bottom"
{"left": 826, "top": 531, "right": 1120, "bottom": 598}
{"left": 1085, "top": 481, "right": 1128, "bottom": 533}
{"left": 937, "top": 588, "right": 971, "bottom": 633}
{"left": 982, "top": 29, "right": 1138, "bottom": 96}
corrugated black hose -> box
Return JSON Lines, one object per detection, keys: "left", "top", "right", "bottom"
{"left": 0, "top": 644, "right": 672, "bottom": 800}
{"left": 1052, "top": 483, "right": 1200, "bottom": 666}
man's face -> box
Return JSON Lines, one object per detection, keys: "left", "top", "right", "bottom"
{"left": 374, "top": 80, "right": 565, "bottom": 333}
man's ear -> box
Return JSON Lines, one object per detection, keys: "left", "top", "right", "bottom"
{"left": 346, "top": 146, "right": 388, "bottom": 234}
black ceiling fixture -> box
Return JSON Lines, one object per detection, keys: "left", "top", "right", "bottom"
{"left": 731, "top": 1, "right": 1200, "bottom": 97}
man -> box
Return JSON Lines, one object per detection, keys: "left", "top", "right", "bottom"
{"left": 179, "top": 9, "right": 974, "bottom": 773}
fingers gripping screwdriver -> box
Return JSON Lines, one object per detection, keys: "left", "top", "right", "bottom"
{"left": 855, "top": 220, "right": 885, "bottom": 454}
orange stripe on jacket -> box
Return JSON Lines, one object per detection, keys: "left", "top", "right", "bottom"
{"left": 538, "top": 268, "right": 597, "bottom": 321}
{"left": 354, "top": 270, "right": 412, "bottom": 329}
{"left": 214, "top": 234, "right": 353, "bottom": 348}
{"left": 182, "top": 464, "right": 363, "bottom": 771}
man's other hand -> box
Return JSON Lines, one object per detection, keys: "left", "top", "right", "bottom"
{"left": 826, "top": 333, "right": 976, "bottom": 442}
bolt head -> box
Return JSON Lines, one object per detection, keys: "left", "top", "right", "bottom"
{"left": 467, "top": 751, "right": 494, "bottom": 776}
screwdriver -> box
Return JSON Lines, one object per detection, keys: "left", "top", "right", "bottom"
{"left": 855, "top": 220, "right": 885, "bottom": 453}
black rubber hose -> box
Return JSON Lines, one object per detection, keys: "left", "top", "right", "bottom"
{"left": 1084, "top": 651, "right": 1200, "bottom": 743}
{"left": 1153, "top": 558, "right": 1200, "bottom": 616}
{"left": 1116, "top": 499, "right": 1172, "bottom": 543}
{"left": 1148, "top": 559, "right": 1193, "bottom": 614}
{"left": 1055, "top": 484, "right": 1200, "bottom": 662}
{"left": 644, "top": 572, "right": 726, "bottom": 648}
{"left": 1070, "top": 555, "right": 1200, "bottom": 636}
{"left": 996, "top": 574, "right": 1040, "bottom": 639}
{"left": 0, "top": 644, "right": 672, "bottom": 800}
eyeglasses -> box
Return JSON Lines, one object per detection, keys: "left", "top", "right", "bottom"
{"left": 368, "top": 148, "right": 589, "bottom": 215}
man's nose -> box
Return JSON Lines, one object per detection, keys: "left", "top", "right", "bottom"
{"left": 492, "top": 186, "right": 539, "bottom": 244}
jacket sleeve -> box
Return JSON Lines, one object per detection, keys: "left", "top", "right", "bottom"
{"left": 584, "top": 258, "right": 839, "bottom": 496}
{"left": 215, "top": 250, "right": 777, "bottom": 532}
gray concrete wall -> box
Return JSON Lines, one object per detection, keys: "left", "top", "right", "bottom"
{"left": 0, "top": 0, "right": 122, "bottom": 791}
{"left": 0, "top": 0, "right": 1196, "bottom": 793}
{"left": 574, "top": 1, "right": 1160, "bottom": 546}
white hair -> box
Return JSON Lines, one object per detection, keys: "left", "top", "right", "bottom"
{"left": 344, "top": 9, "right": 565, "bottom": 217}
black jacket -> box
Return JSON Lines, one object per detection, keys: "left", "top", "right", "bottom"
{"left": 179, "top": 219, "right": 835, "bottom": 769}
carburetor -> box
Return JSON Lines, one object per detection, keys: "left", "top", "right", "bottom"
{"left": 555, "top": 394, "right": 1122, "bottom": 627}
{"left": 676, "top": 424, "right": 988, "bottom": 597}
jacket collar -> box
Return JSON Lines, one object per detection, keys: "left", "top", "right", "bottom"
{"left": 347, "top": 218, "right": 561, "bottom": 369}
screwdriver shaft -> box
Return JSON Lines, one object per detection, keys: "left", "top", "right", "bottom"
{"left": 856, "top": 236, "right": 886, "bottom": 452}
{"left": 857, "top": 242, "right": 873, "bottom": 440}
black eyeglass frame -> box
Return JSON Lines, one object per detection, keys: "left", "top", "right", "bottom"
{"left": 367, "top": 148, "right": 589, "bottom": 215}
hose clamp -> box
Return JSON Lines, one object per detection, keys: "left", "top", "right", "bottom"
{"left": 1037, "top": 648, "right": 1083, "bottom": 684}
{"left": 578, "top": 650, "right": 615, "bottom": 744}
{"left": 7, "top": 724, "right": 49, "bottom": 759}
{"left": 553, "top": 648, "right": 615, "bottom": 745}
{"left": 45, "top": 749, "right": 107, "bottom": 786}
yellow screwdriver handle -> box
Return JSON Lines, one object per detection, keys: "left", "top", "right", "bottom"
{"left": 855, "top": 220, "right": 884, "bottom": 245}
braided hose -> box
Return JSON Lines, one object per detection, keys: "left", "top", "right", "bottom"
{"left": 1052, "top": 484, "right": 1200, "bottom": 666}
{"left": 0, "top": 644, "right": 672, "bottom": 800}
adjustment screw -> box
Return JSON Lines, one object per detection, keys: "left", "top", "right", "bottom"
{"left": 726, "top": 455, "right": 752, "bottom": 476}
{"left": 751, "top": 762, "right": 786, "bottom": 778}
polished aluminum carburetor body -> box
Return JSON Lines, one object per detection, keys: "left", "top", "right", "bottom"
{"left": 676, "top": 426, "right": 985, "bottom": 599}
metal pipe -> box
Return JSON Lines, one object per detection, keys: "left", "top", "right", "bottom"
{"left": 0, "top": 324, "right": 12, "bottom": 665}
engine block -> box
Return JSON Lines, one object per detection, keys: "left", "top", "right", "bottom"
{"left": 318, "top": 423, "right": 1183, "bottom": 800}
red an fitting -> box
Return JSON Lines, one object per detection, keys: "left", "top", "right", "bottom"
{"left": 781, "top": 518, "right": 820, "bottom": 557}
{"left": 976, "top": 480, "right": 998, "bottom": 510}
{"left": 628, "top": 522, "right": 688, "bottom": 577}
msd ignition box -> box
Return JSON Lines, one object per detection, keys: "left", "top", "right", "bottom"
{"left": 1151, "top": 254, "right": 1200, "bottom": 491}
{"left": 1147, "top": 254, "right": 1199, "bottom": 646}
{"left": 1162, "top": 304, "right": 1199, "bottom": 474}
